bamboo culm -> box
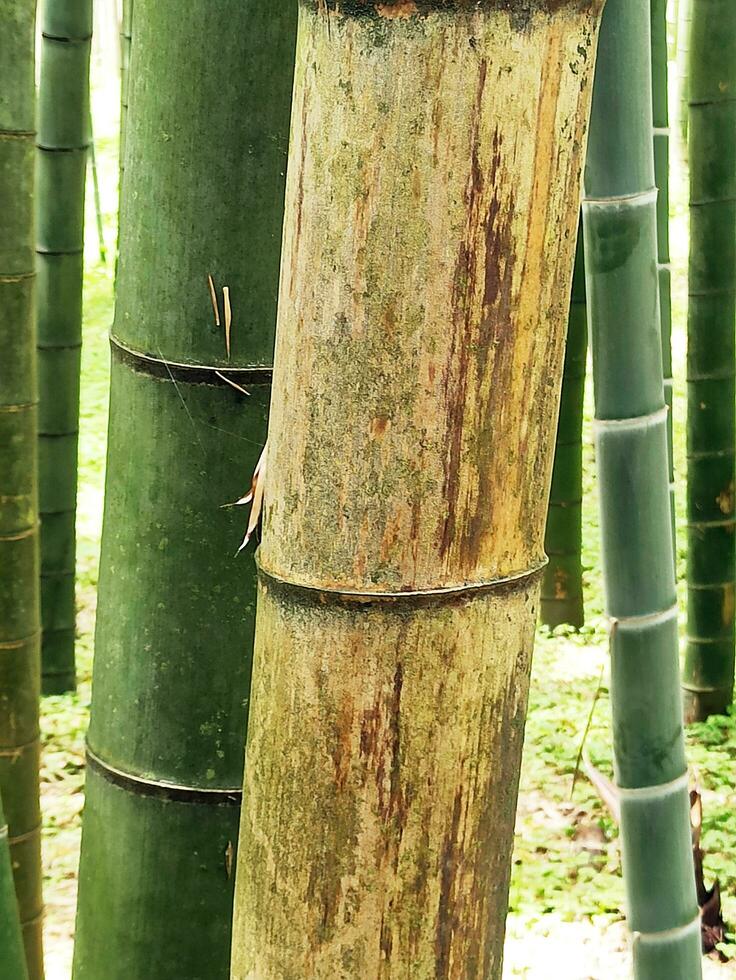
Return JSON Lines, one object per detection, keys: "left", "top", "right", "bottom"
{"left": 676, "top": 0, "right": 691, "bottom": 152}
{"left": 71, "top": 3, "right": 297, "bottom": 978}
{"left": 119, "top": 0, "right": 132, "bottom": 184}
{"left": 0, "top": 794, "right": 29, "bottom": 980}
{"left": 651, "top": 0, "right": 675, "bottom": 550}
{"left": 0, "top": 2, "right": 44, "bottom": 977}
{"left": 542, "top": 228, "right": 587, "bottom": 629}
{"left": 682, "top": 0, "right": 736, "bottom": 722}
{"left": 583, "top": 0, "right": 702, "bottom": 973}
{"left": 35, "top": 0, "right": 93, "bottom": 694}
{"left": 230, "top": 1, "right": 603, "bottom": 976}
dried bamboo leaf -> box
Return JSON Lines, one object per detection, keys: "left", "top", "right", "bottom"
{"left": 236, "top": 443, "right": 267, "bottom": 554}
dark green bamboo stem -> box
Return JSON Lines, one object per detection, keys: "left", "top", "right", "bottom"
{"left": 36, "top": 0, "right": 93, "bottom": 694}
{"left": 651, "top": 0, "right": 675, "bottom": 551}
{"left": 0, "top": 3, "right": 44, "bottom": 978}
{"left": 583, "top": 0, "right": 702, "bottom": 973}
{"left": 682, "top": 0, "right": 736, "bottom": 722}
{"left": 72, "top": 3, "right": 296, "bottom": 977}
{"left": 0, "top": 794, "right": 29, "bottom": 980}
{"left": 542, "top": 230, "right": 587, "bottom": 629}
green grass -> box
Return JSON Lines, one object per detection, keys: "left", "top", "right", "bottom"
{"left": 39, "top": 52, "right": 736, "bottom": 977}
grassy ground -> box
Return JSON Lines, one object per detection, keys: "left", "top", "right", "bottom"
{"left": 40, "top": 41, "right": 736, "bottom": 980}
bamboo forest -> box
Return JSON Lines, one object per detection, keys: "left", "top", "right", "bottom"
{"left": 3, "top": 0, "right": 736, "bottom": 977}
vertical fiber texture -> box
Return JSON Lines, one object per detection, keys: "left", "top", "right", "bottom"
{"left": 231, "top": 2, "right": 603, "bottom": 977}
{"left": 0, "top": 2, "right": 44, "bottom": 978}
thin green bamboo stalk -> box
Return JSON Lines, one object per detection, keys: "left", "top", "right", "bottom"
{"left": 651, "top": 0, "right": 675, "bottom": 551}
{"left": 676, "top": 0, "right": 691, "bottom": 152}
{"left": 0, "top": 2, "right": 44, "bottom": 978}
{"left": 36, "top": 0, "right": 93, "bottom": 694}
{"left": 542, "top": 229, "right": 587, "bottom": 629}
{"left": 88, "top": 112, "right": 106, "bottom": 265}
{"left": 670, "top": 0, "right": 679, "bottom": 60}
{"left": 0, "top": 793, "right": 29, "bottom": 980}
{"left": 72, "top": 2, "right": 297, "bottom": 977}
{"left": 116, "top": 0, "right": 133, "bottom": 276}
{"left": 119, "top": 0, "right": 132, "bottom": 179}
{"left": 682, "top": 0, "right": 736, "bottom": 722}
{"left": 583, "top": 0, "right": 702, "bottom": 973}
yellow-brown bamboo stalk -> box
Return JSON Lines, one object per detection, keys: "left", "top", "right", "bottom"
{"left": 231, "top": 1, "right": 603, "bottom": 976}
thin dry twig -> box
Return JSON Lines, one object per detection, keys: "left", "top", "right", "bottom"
{"left": 571, "top": 661, "right": 605, "bottom": 799}
{"left": 207, "top": 274, "right": 221, "bottom": 326}
{"left": 223, "top": 285, "right": 232, "bottom": 358}
{"left": 215, "top": 371, "right": 250, "bottom": 397}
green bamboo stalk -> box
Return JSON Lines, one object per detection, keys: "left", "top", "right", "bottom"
{"left": 670, "top": 0, "right": 679, "bottom": 60}
{"left": 542, "top": 229, "right": 587, "bottom": 629}
{"left": 119, "top": 0, "right": 132, "bottom": 179}
{"left": 72, "top": 2, "right": 296, "bottom": 977}
{"left": 651, "top": 0, "right": 675, "bottom": 551}
{"left": 0, "top": 793, "right": 29, "bottom": 980}
{"left": 0, "top": 2, "right": 44, "bottom": 978}
{"left": 230, "top": 2, "right": 603, "bottom": 976}
{"left": 88, "top": 113, "right": 106, "bottom": 265}
{"left": 676, "top": 0, "right": 691, "bottom": 151}
{"left": 583, "top": 0, "right": 702, "bottom": 973}
{"left": 36, "top": 0, "right": 93, "bottom": 694}
{"left": 682, "top": 0, "right": 736, "bottom": 722}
